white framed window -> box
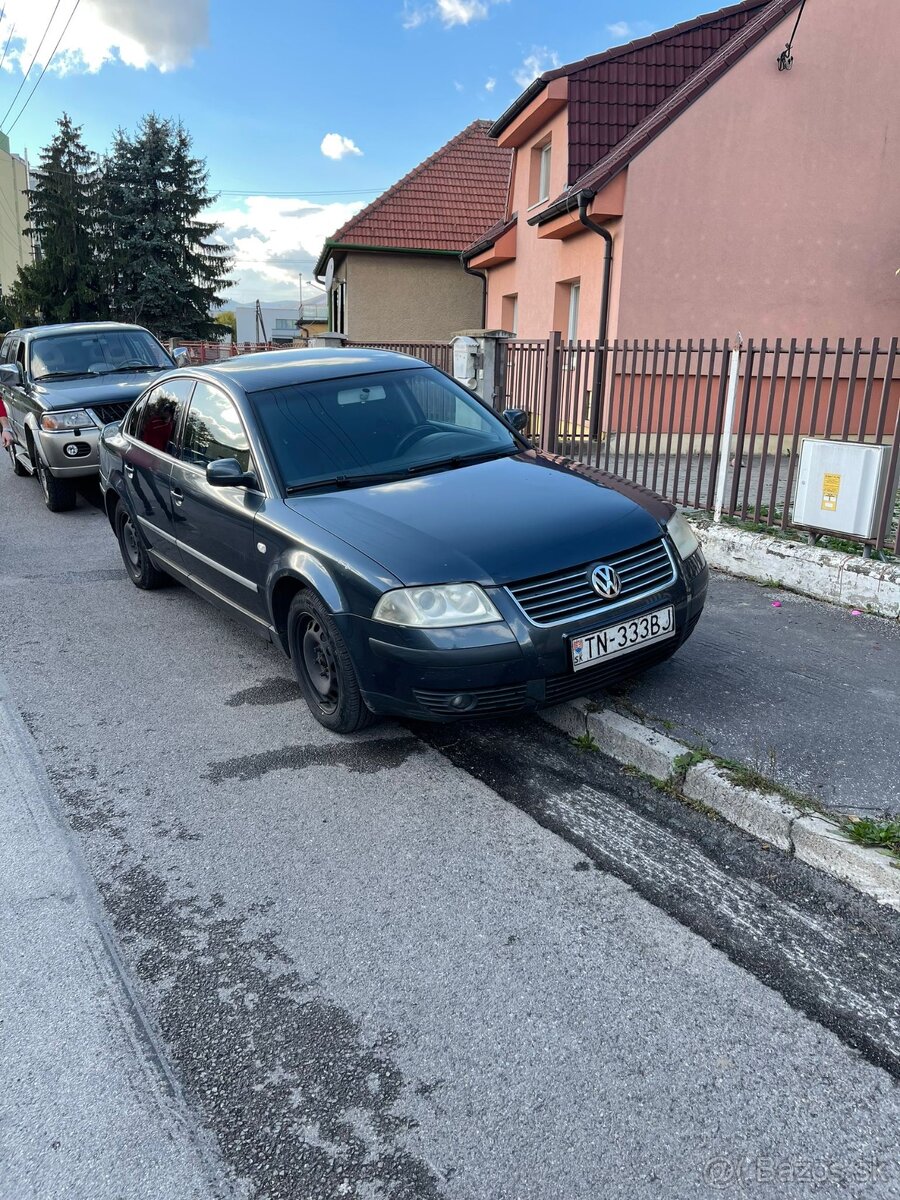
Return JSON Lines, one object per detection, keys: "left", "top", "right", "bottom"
{"left": 538, "top": 142, "right": 552, "bottom": 202}
{"left": 567, "top": 282, "right": 580, "bottom": 342}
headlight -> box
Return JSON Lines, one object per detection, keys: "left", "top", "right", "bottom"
{"left": 373, "top": 583, "right": 502, "bottom": 628}
{"left": 666, "top": 511, "right": 700, "bottom": 561}
{"left": 41, "top": 409, "right": 93, "bottom": 431}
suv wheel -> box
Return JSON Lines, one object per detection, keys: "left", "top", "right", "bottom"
{"left": 6, "top": 440, "right": 27, "bottom": 477}
{"left": 288, "top": 589, "right": 374, "bottom": 734}
{"left": 115, "top": 504, "right": 167, "bottom": 589}
{"left": 32, "top": 444, "right": 77, "bottom": 512}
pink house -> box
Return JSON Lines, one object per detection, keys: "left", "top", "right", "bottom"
{"left": 464, "top": 0, "right": 900, "bottom": 345}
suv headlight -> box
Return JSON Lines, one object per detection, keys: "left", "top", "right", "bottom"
{"left": 666, "top": 511, "right": 700, "bottom": 561}
{"left": 373, "top": 583, "right": 501, "bottom": 628}
{"left": 41, "top": 409, "right": 93, "bottom": 431}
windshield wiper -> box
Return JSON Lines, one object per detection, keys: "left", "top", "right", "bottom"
{"left": 405, "top": 447, "right": 517, "bottom": 476}
{"left": 102, "top": 363, "right": 160, "bottom": 374}
{"left": 285, "top": 471, "right": 403, "bottom": 494}
{"left": 34, "top": 370, "right": 100, "bottom": 381}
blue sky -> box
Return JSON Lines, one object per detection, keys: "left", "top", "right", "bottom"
{"left": 2, "top": 0, "right": 708, "bottom": 303}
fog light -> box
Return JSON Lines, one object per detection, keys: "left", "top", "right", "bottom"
{"left": 64, "top": 443, "right": 80, "bottom": 457}
{"left": 449, "top": 693, "right": 477, "bottom": 711}
{"left": 63, "top": 442, "right": 89, "bottom": 458}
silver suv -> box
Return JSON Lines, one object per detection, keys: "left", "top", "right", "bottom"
{"left": 0, "top": 321, "right": 180, "bottom": 512}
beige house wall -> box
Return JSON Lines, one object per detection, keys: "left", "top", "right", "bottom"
{"left": 340, "top": 251, "right": 483, "bottom": 342}
{"left": 0, "top": 148, "right": 31, "bottom": 295}
{"left": 616, "top": 0, "right": 900, "bottom": 342}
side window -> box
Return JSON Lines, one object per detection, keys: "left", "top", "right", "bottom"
{"left": 135, "top": 378, "right": 194, "bottom": 456}
{"left": 16, "top": 342, "right": 26, "bottom": 373}
{"left": 123, "top": 395, "right": 148, "bottom": 438}
{"left": 0, "top": 337, "right": 10, "bottom": 363}
{"left": 181, "top": 382, "right": 252, "bottom": 474}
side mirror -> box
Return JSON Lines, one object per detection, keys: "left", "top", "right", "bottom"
{"left": 503, "top": 407, "right": 529, "bottom": 433}
{"left": 172, "top": 347, "right": 190, "bottom": 368}
{"left": 206, "top": 457, "right": 257, "bottom": 489}
{"left": 0, "top": 363, "right": 22, "bottom": 387}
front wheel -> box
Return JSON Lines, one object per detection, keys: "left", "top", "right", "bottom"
{"left": 32, "top": 444, "right": 77, "bottom": 512}
{"left": 115, "top": 503, "right": 167, "bottom": 589}
{"left": 288, "top": 589, "right": 374, "bottom": 734}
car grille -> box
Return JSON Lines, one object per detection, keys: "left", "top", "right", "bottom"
{"left": 88, "top": 401, "right": 133, "bottom": 425}
{"left": 414, "top": 684, "right": 530, "bottom": 716}
{"left": 507, "top": 538, "right": 676, "bottom": 626}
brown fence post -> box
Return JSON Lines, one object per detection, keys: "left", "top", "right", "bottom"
{"left": 541, "top": 332, "right": 562, "bottom": 453}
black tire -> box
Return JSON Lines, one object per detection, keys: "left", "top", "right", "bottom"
{"left": 6, "top": 440, "right": 27, "bottom": 476}
{"left": 32, "top": 443, "right": 77, "bottom": 512}
{"left": 288, "top": 588, "right": 375, "bottom": 734}
{"left": 115, "top": 503, "right": 167, "bottom": 589}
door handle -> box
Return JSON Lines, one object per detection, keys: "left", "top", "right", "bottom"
{"left": 171, "top": 487, "right": 183, "bottom": 506}
{"left": 124, "top": 463, "right": 134, "bottom": 477}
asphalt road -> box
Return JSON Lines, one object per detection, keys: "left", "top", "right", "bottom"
{"left": 2, "top": 468, "right": 900, "bottom": 1200}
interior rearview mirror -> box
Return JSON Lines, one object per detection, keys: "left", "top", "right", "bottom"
{"left": 503, "top": 407, "right": 529, "bottom": 433}
{"left": 206, "top": 458, "right": 257, "bottom": 489}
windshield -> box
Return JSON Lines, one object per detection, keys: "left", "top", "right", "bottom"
{"left": 249, "top": 367, "right": 519, "bottom": 492}
{"left": 31, "top": 329, "right": 173, "bottom": 381}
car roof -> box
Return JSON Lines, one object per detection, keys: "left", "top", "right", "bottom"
{"left": 15, "top": 322, "right": 154, "bottom": 341}
{"left": 195, "top": 347, "right": 428, "bottom": 392}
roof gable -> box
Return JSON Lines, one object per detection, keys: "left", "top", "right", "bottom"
{"left": 565, "top": 0, "right": 771, "bottom": 183}
{"left": 319, "top": 121, "right": 512, "bottom": 268}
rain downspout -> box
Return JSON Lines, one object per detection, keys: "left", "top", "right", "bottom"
{"left": 460, "top": 252, "right": 487, "bottom": 328}
{"left": 577, "top": 190, "right": 613, "bottom": 446}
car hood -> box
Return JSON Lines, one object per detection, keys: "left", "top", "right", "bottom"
{"left": 285, "top": 451, "right": 670, "bottom": 586}
{"left": 33, "top": 371, "right": 164, "bottom": 409}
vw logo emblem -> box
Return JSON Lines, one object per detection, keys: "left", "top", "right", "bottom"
{"left": 590, "top": 563, "right": 621, "bottom": 599}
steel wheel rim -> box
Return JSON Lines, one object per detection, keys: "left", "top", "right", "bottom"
{"left": 122, "top": 516, "right": 142, "bottom": 570}
{"left": 300, "top": 615, "right": 339, "bottom": 714}
{"left": 37, "top": 457, "right": 50, "bottom": 500}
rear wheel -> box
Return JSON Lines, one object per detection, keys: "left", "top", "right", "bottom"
{"left": 32, "top": 443, "right": 77, "bottom": 512}
{"left": 115, "top": 504, "right": 167, "bottom": 589}
{"left": 288, "top": 589, "right": 374, "bottom": 734}
{"left": 6, "top": 440, "right": 27, "bottom": 476}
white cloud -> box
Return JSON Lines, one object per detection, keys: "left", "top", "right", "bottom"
{"left": 513, "top": 47, "right": 560, "bottom": 89}
{"left": 208, "top": 195, "right": 367, "bottom": 304}
{"left": 402, "top": 0, "right": 506, "bottom": 29}
{"left": 453, "top": 80, "right": 464, "bottom": 92}
{"left": 606, "top": 20, "right": 653, "bottom": 41}
{"left": 485, "top": 76, "right": 496, "bottom": 92}
{"left": 320, "top": 133, "right": 363, "bottom": 161}
{"left": 0, "top": 0, "right": 207, "bottom": 76}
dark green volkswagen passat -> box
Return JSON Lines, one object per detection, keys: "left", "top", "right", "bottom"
{"left": 99, "top": 349, "right": 707, "bottom": 733}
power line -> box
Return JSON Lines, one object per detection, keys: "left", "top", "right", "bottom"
{"left": 0, "top": 0, "right": 64, "bottom": 130}
{"left": 0, "top": 22, "right": 15, "bottom": 76}
{"left": 7, "top": 0, "right": 81, "bottom": 135}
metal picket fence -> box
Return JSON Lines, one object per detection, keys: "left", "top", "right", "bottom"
{"left": 349, "top": 341, "right": 454, "bottom": 373}
{"left": 501, "top": 334, "right": 900, "bottom": 554}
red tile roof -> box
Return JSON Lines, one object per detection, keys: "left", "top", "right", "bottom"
{"left": 466, "top": 0, "right": 800, "bottom": 254}
{"left": 316, "top": 121, "right": 512, "bottom": 271}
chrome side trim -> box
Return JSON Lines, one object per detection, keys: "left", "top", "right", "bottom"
{"left": 136, "top": 515, "right": 178, "bottom": 546}
{"left": 176, "top": 538, "right": 259, "bottom": 592}
{"left": 149, "top": 550, "right": 272, "bottom": 631}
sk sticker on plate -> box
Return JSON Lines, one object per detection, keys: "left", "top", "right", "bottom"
{"left": 821, "top": 472, "right": 841, "bottom": 512}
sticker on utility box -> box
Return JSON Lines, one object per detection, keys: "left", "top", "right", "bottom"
{"left": 821, "top": 472, "right": 841, "bottom": 512}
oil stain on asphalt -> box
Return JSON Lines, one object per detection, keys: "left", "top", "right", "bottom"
{"left": 204, "top": 738, "right": 424, "bottom": 784}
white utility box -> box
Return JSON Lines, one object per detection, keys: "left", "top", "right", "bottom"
{"left": 793, "top": 438, "right": 895, "bottom": 539}
{"left": 451, "top": 335, "right": 479, "bottom": 388}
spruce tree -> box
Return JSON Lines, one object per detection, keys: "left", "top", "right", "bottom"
{"left": 16, "top": 114, "right": 104, "bottom": 323}
{"left": 104, "top": 115, "right": 232, "bottom": 339}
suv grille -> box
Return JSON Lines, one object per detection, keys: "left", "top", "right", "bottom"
{"left": 88, "top": 401, "right": 133, "bottom": 425}
{"left": 507, "top": 538, "right": 676, "bottom": 626}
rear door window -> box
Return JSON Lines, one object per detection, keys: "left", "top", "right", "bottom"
{"left": 134, "top": 379, "right": 194, "bottom": 456}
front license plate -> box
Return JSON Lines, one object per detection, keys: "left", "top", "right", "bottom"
{"left": 570, "top": 605, "right": 676, "bottom": 671}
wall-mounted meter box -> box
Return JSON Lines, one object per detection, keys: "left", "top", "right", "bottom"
{"left": 793, "top": 438, "right": 895, "bottom": 539}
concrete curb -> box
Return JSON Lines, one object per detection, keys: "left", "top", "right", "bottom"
{"left": 688, "top": 519, "right": 900, "bottom": 620}
{"left": 540, "top": 700, "right": 900, "bottom": 911}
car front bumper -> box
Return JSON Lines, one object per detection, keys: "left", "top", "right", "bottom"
{"left": 341, "top": 547, "right": 709, "bottom": 721}
{"left": 36, "top": 426, "right": 100, "bottom": 476}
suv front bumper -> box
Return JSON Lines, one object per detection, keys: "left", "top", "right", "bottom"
{"left": 36, "top": 426, "right": 100, "bottom": 477}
